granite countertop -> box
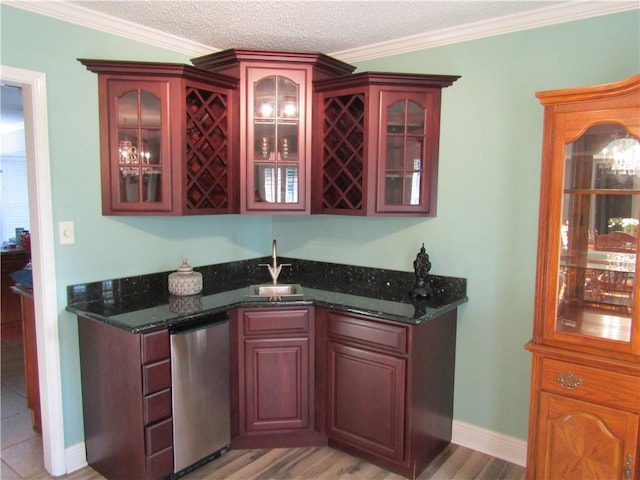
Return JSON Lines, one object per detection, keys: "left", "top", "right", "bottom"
{"left": 66, "top": 257, "right": 468, "bottom": 334}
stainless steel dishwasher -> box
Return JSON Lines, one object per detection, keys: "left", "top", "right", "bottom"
{"left": 170, "top": 312, "right": 230, "bottom": 476}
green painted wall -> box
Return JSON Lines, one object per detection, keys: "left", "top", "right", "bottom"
{"left": 2, "top": 3, "right": 638, "bottom": 449}
{"left": 276, "top": 10, "right": 639, "bottom": 439}
{"left": 0, "top": 5, "right": 273, "bottom": 447}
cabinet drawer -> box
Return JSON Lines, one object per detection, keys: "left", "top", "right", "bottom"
{"left": 146, "top": 445, "right": 173, "bottom": 480}
{"left": 142, "top": 359, "right": 171, "bottom": 395}
{"left": 145, "top": 417, "right": 173, "bottom": 455}
{"left": 143, "top": 388, "right": 172, "bottom": 425}
{"left": 541, "top": 358, "right": 640, "bottom": 412}
{"left": 243, "top": 308, "right": 309, "bottom": 336}
{"left": 328, "top": 312, "right": 407, "bottom": 355}
{"left": 141, "top": 330, "right": 170, "bottom": 365}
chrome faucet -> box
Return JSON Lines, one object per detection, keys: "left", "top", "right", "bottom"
{"left": 260, "top": 239, "right": 290, "bottom": 284}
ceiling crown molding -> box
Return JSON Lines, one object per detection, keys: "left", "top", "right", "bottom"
{"left": 334, "top": 1, "right": 639, "bottom": 63}
{"left": 3, "top": 0, "right": 638, "bottom": 63}
{"left": 2, "top": 0, "right": 217, "bottom": 57}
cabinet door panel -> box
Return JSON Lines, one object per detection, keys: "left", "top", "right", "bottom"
{"left": 327, "top": 342, "right": 406, "bottom": 461}
{"left": 537, "top": 393, "right": 639, "bottom": 480}
{"left": 243, "top": 337, "right": 310, "bottom": 431}
{"left": 106, "top": 79, "right": 172, "bottom": 213}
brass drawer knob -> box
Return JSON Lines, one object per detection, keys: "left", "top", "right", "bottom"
{"left": 556, "top": 371, "right": 583, "bottom": 389}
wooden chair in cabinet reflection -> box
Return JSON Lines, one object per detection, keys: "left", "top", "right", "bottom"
{"left": 591, "top": 231, "right": 637, "bottom": 309}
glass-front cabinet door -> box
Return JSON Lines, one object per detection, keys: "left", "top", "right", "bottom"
{"left": 107, "top": 80, "right": 171, "bottom": 213}
{"left": 377, "top": 91, "right": 436, "bottom": 215}
{"left": 246, "top": 69, "right": 307, "bottom": 212}
{"left": 538, "top": 89, "right": 640, "bottom": 356}
{"left": 557, "top": 126, "right": 639, "bottom": 345}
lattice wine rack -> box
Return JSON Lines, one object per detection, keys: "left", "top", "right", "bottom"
{"left": 185, "top": 86, "right": 230, "bottom": 212}
{"left": 321, "top": 93, "right": 365, "bottom": 212}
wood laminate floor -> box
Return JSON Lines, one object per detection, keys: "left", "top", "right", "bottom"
{"left": 1, "top": 335, "right": 525, "bottom": 480}
{"left": 52, "top": 443, "right": 526, "bottom": 480}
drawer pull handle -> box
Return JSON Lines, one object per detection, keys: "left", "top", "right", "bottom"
{"left": 556, "top": 371, "right": 582, "bottom": 389}
{"left": 624, "top": 454, "right": 632, "bottom": 480}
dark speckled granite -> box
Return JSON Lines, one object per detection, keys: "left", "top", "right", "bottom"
{"left": 66, "top": 258, "right": 467, "bottom": 333}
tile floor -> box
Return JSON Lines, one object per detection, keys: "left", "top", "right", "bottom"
{"left": 1, "top": 334, "right": 48, "bottom": 480}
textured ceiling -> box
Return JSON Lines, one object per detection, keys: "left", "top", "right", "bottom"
{"left": 69, "top": 0, "right": 567, "bottom": 54}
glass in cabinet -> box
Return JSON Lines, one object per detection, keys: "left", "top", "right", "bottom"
{"left": 558, "top": 125, "right": 639, "bottom": 344}
{"left": 109, "top": 80, "right": 171, "bottom": 212}
{"left": 381, "top": 96, "right": 428, "bottom": 209}
{"left": 533, "top": 74, "right": 640, "bottom": 356}
{"left": 115, "top": 86, "right": 164, "bottom": 205}
{"left": 248, "top": 69, "right": 307, "bottom": 212}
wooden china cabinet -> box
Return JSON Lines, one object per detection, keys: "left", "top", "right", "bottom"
{"left": 526, "top": 75, "right": 640, "bottom": 480}
{"left": 192, "top": 50, "right": 355, "bottom": 214}
{"left": 313, "top": 73, "right": 459, "bottom": 216}
{"left": 80, "top": 60, "right": 238, "bottom": 215}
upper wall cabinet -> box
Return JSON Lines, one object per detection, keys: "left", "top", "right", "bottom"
{"left": 192, "top": 49, "right": 355, "bottom": 214}
{"left": 82, "top": 52, "right": 459, "bottom": 217}
{"left": 80, "top": 59, "right": 239, "bottom": 216}
{"left": 313, "top": 73, "right": 459, "bottom": 216}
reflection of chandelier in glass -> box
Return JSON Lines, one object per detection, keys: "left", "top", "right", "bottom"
{"left": 597, "top": 137, "right": 640, "bottom": 175}
{"left": 118, "top": 139, "right": 139, "bottom": 176}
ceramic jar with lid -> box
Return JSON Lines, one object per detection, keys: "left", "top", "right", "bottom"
{"left": 168, "top": 258, "right": 202, "bottom": 296}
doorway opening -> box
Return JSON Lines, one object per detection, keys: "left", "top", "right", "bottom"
{"left": 1, "top": 66, "right": 66, "bottom": 476}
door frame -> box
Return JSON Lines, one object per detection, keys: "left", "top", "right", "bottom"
{"left": 1, "top": 66, "right": 66, "bottom": 475}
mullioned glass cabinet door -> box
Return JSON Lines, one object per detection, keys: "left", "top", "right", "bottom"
{"left": 107, "top": 80, "right": 171, "bottom": 213}
{"left": 556, "top": 123, "right": 639, "bottom": 346}
{"left": 377, "top": 90, "right": 435, "bottom": 215}
{"left": 246, "top": 69, "right": 307, "bottom": 212}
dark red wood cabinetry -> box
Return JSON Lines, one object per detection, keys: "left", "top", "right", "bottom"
{"left": 314, "top": 73, "right": 459, "bottom": 216}
{"left": 80, "top": 60, "right": 238, "bottom": 215}
{"left": 78, "top": 318, "right": 173, "bottom": 480}
{"left": 231, "top": 307, "right": 324, "bottom": 448}
{"left": 82, "top": 51, "right": 458, "bottom": 217}
{"left": 320, "top": 308, "right": 458, "bottom": 479}
{"left": 1, "top": 250, "right": 28, "bottom": 337}
{"left": 192, "top": 49, "right": 355, "bottom": 214}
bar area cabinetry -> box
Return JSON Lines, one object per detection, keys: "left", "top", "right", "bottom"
{"left": 313, "top": 73, "right": 459, "bottom": 216}
{"left": 80, "top": 60, "right": 238, "bottom": 215}
{"left": 525, "top": 75, "right": 640, "bottom": 480}
{"left": 192, "top": 49, "right": 355, "bottom": 214}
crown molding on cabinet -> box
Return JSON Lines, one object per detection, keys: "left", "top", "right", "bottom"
{"left": 3, "top": 0, "right": 638, "bottom": 63}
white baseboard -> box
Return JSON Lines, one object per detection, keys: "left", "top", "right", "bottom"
{"left": 64, "top": 422, "right": 526, "bottom": 473}
{"left": 452, "top": 420, "right": 527, "bottom": 467}
{"left": 65, "top": 442, "right": 87, "bottom": 474}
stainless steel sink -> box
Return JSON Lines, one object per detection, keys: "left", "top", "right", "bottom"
{"left": 248, "top": 284, "right": 304, "bottom": 298}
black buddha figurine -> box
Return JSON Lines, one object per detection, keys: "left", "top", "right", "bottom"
{"left": 412, "top": 243, "right": 432, "bottom": 298}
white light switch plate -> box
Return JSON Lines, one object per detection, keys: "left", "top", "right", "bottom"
{"left": 59, "top": 221, "right": 75, "bottom": 245}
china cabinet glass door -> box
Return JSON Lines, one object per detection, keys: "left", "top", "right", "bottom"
{"left": 248, "top": 70, "right": 306, "bottom": 210}
{"left": 554, "top": 123, "right": 640, "bottom": 347}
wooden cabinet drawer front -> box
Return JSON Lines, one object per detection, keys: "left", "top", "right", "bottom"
{"left": 143, "top": 388, "right": 172, "bottom": 425}
{"left": 328, "top": 312, "right": 407, "bottom": 355}
{"left": 243, "top": 308, "right": 309, "bottom": 336}
{"left": 141, "top": 330, "right": 170, "bottom": 365}
{"left": 145, "top": 417, "right": 173, "bottom": 455}
{"left": 142, "top": 359, "right": 171, "bottom": 395}
{"left": 542, "top": 358, "right": 640, "bottom": 412}
{"left": 146, "top": 445, "right": 173, "bottom": 480}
